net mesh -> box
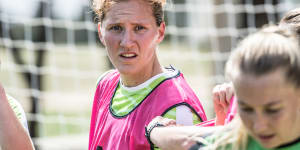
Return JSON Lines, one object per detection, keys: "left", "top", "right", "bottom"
{"left": 0, "top": 0, "right": 299, "bottom": 149}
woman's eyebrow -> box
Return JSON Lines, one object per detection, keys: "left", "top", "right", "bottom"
{"left": 265, "top": 100, "right": 282, "bottom": 107}
{"left": 237, "top": 99, "right": 248, "bottom": 106}
{"left": 237, "top": 99, "right": 282, "bottom": 107}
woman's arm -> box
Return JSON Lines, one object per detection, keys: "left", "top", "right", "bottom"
{"left": 148, "top": 116, "right": 220, "bottom": 150}
{"left": 0, "top": 84, "right": 34, "bottom": 150}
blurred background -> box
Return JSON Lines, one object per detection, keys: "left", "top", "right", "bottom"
{"left": 0, "top": 0, "right": 299, "bottom": 149}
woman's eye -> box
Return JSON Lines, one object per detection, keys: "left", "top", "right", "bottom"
{"left": 265, "top": 108, "right": 281, "bottom": 114}
{"left": 109, "top": 25, "right": 122, "bottom": 31}
{"left": 240, "top": 107, "right": 253, "bottom": 113}
{"left": 135, "top": 25, "right": 145, "bottom": 31}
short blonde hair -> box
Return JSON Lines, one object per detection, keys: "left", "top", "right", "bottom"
{"left": 92, "top": 0, "right": 166, "bottom": 26}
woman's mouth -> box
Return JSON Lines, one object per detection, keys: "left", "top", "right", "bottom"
{"left": 258, "top": 134, "right": 275, "bottom": 142}
{"left": 120, "top": 53, "right": 137, "bottom": 58}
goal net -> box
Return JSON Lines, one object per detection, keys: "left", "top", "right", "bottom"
{"left": 0, "top": 0, "right": 299, "bottom": 149}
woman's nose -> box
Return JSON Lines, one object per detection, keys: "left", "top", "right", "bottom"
{"left": 253, "top": 114, "right": 269, "bottom": 134}
{"left": 120, "top": 30, "right": 135, "bottom": 49}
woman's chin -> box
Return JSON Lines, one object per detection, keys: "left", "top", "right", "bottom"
{"left": 257, "top": 138, "right": 279, "bottom": 149}
{"left": 261, "top": 143, "right": 277, "bottom": 149}
{"left": 117, "top": 68, "right": 137, "bottom": 76}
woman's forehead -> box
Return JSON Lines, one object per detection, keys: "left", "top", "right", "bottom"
{"left": 108, "top": 0, "right": 152, "bottom": 14}
{"left": 233, "top": 69, "right": 299, "bottom": 106}
{"left": 233, "top": 69, "right": 287, "bottom": 88}
{"left": 103, "top": 0, "right": 156, "bottom": 25}
{"left": 103, "top": 0, "right": 154, "bottom": 22}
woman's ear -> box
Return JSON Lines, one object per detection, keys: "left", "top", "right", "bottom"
{"left": 157, "top": 21, "right": 165, "bottom": 44}
{"left": 98, "top": 23, "right": 106, "bottom": 46}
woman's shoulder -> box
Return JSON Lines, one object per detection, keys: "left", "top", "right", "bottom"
{"left": 96, "top": 69, "right": 119, "bottom": 86}
{"left": 6, "top": 94, "right": 29, "bottom": 130}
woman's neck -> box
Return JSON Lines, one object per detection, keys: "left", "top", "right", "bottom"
{"left": 120, "top": 61, "right": 164, "bottom": 87}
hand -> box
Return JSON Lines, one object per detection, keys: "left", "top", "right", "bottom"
{"left": 146, "top": 116, "right": 176, "bottom": 147}
{"left": 212, "top": 82, "right": 234, "bottom": 125}
{"left": 147, "top": 116, "right": 195, "bottom": 150}
{"left": 147, "top": 116, "right": 176, "bottom": 132}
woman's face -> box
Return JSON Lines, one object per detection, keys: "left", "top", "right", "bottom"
{"left": 98, "top": 0, "right": 165, "bottom": 76}
{"left": 234, "top": 69, "right": 300, "bottom": 148}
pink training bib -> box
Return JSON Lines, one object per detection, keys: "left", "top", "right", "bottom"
{"left": 89, "top": 70, "right": 207, "bottom": 150}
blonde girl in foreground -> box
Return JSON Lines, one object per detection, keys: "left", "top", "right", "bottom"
{"left": 192, "top": 25, "right": 300, "bottom": 150}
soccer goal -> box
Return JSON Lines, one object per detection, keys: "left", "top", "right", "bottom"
{"left": 0, "top": 0, "right": 299, "bottom": 149}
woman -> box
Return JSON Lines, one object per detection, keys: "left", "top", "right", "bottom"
{"left": 212, "top": 7, "right": 300, "bottom": 127}
{"left": 214, "top": 7, "right": 300, "bottom": 125}
{"left": 191, "top": 25, "right": 300, "bottom": 150}
{"left": 146, "top": 8, "right": 300, "bottom": 150}
{"left": 0, "top": 83, "right": 34, "bottom": 150}
{"left": 89, "top": 0, "right": 207, "bottom": 149}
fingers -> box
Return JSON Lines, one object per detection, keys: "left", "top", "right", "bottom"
{"left": 212, "top": 85, "right": 221, "bottom": 104}
{"left": 212, "top": 82, "right": 235, "bottom": 113}
{"left": 218, "top": 85, "right": 227, "bottom": 108}
{"left": 212, "top": 84, "right": 226, "bottom": 108}
{"left": 155, "top": 116, "right": 176, "bottom": 126}
{"left": 161, "top": 118, "right": 176, "bottom": 126}
{"left": 147, "top": 116, "right": 176, "bottom": 131}
{"left": 225, "top": 82, "right": 234, "bottom": 104}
